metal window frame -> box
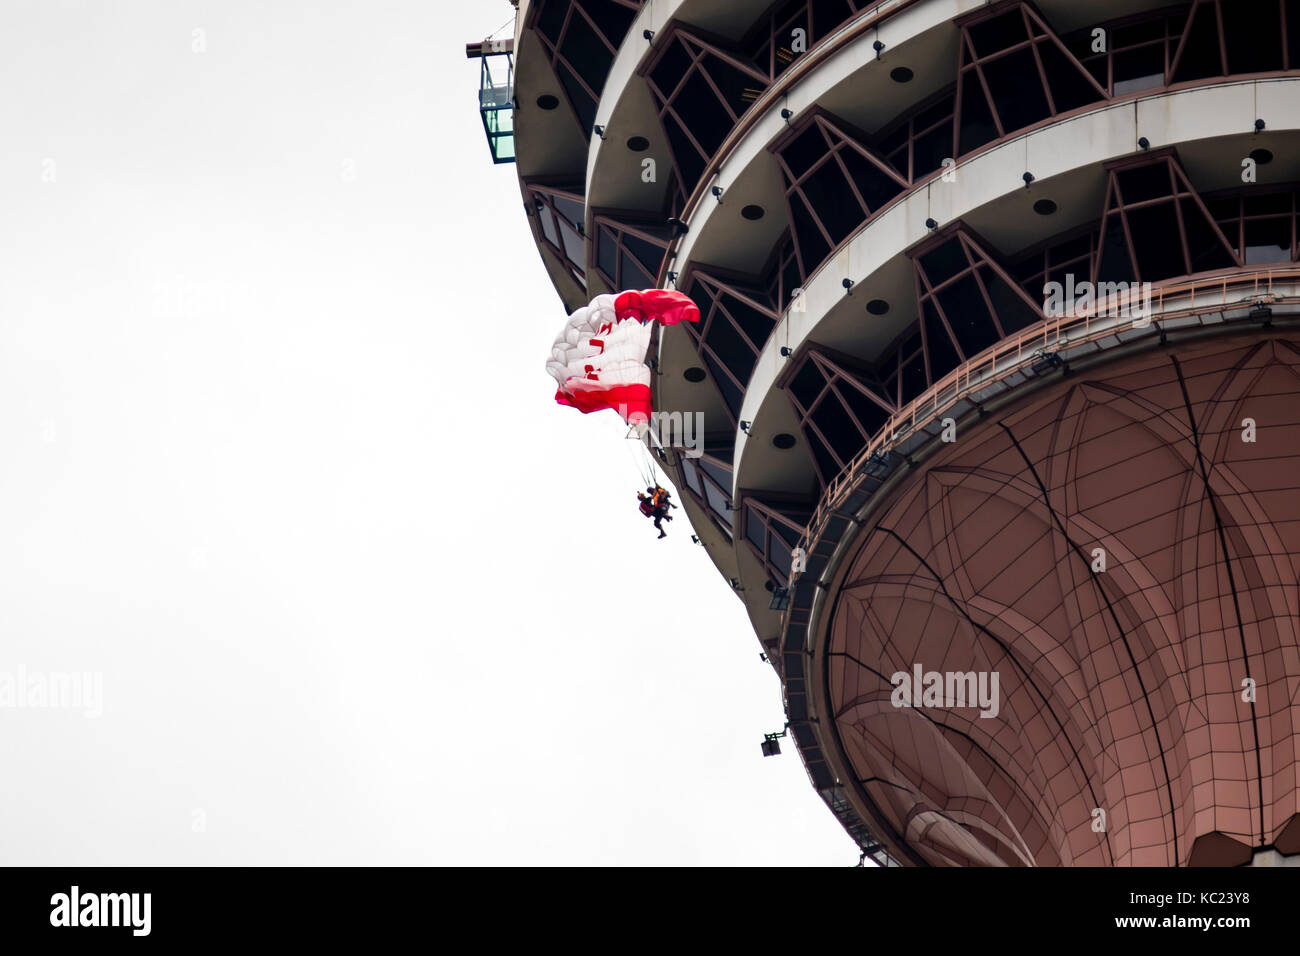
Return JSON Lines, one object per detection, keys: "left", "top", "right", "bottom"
{"left": 528, "top": 0, "right": 644, "bottom": 135}
{"left": 1010, "top": 223, "right": 1101, "bottom": 303}
{"left": 642, "top": 22, "right": 772, "bottom": 194}
{"left": 526, "top": 181, "right": 588, "bottom": 286}
{"left": 1094, "top": 149, "right": 1242, "bottom": 284}
{"left": 743, "top": 0, "right": 869, "bottom": 82}
{"left": 678, "top": 450, "right": 735, "bottom": 537}
{"left": 772, "top": 109, "right": 910, "bottom": 282}
{"left": 953, "top": 1, "right": 1108, "bottom": 155}
{"left": 1204, "top": 183, "right": 1300, "bottom": 263}
{"left": 737, "top": 492, "right": 817, "bottom": 586}
{"left": 874, "top": 88, "right": 957, "bottom": 184}
{"left": 680, "top": 267, "right": 781, "bottom": 426}
{"left": 1165, "top": 0, "right": 1296, "bottom": 80}
{"left": 589, "top": 211, "right": 673, "bottom": 290}
{"left": 780, "top": 344, "right": 900, "bottom": 487}
{"left": 911, "top": 224, "right": 1046, "bottom": 377}
{"left": 1067, "top": 5, "right": 1187, "bottom": 96}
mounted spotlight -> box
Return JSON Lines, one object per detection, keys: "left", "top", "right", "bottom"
{"left": 739, "top": 420, "right": 751, "bottom": 433}
{"left": 593, "top": 124, "right": 606, "bottom": 139}
{"left": 1255, "top": 118, "right": 1266, "bottom": 132}
{"left": 1251, "top": 300, "right": 1274, "bottom": 323}
{"left": 780, "top": 346, "right": 793, "bottom": 357}
{"left": 842, "top": 278, "right": 854, "bottom": 294}
{"left": 1031, "top": 349, "right": 1064, "bottom": 376}
{"left": 761, "top": 724, "right": 790, "bottom": 757}
{"left": 666, "top": 217, "right": 688, "bottom": 237}
{"left": 1022, "top": 172, "right": 1034, "bottom": 188}
{"left": 873, "top": 39, "right": 885, "bottom": 58}
{"left": 780, "top": 108, "right": 793, "bottom": 122}
{"left": 666, "top": 270, "right": 678, "bottom": 286}
{"left": 1138, "top": 136, "right": 1151, "bottom": 150}
{"left": 729, "top": 577, "right": 746, "bottom": 592}
{"left": 865, "top": 450, "right": 900, "bottom": 479}
{"left": 711, "top": 185, "right": 724, "bottom": 203}
{"left": 642, "top": 29, "right": 655, "bottom": 41}
{"left": 690, "top": 534, "right": 701, "bottom": 545}
{"left": 925, "top": 217, "right": 938, "bottom": 230}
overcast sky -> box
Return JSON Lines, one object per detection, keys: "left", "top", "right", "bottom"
{"left": 0, "top": 0, "right": 856, "bottom": 865}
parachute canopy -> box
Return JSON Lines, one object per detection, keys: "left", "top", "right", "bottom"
{"left": 546, "top": 289, "right": 699, "bottom": 424}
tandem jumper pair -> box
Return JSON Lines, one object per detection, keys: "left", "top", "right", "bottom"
{"left": 636, "top": 485, "right": 677, "bottom": 539}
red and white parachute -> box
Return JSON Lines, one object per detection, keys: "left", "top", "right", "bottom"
{"left": 546, "top": 289, "right": 699, "bottom": 425}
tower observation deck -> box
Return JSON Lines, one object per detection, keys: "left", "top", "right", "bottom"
{"left": 482, "top": 0, "right": 1300, "bottom": 866}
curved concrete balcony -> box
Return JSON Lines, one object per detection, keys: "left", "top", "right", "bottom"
{"left": 721, "top": 78, "right": 1300, "bottom": 510}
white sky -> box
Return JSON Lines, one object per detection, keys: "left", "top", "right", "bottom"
{"left": 0, "top": 0, "right": 856, "bottom": 865}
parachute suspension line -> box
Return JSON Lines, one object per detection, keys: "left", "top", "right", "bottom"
{"left": 636, "top": 436, "right": 660, "bottom": 490}
{"left": 623, "top": 426, "right": 666, "bottom": 492}
{"left": 641, "top": 319, "right": 670, "bottom": 491}
{"left": 640, "top": 441, "right": 662, "bottom": 491}
{"left": 623, "top": 427, "right": 658, "bottom": 490}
